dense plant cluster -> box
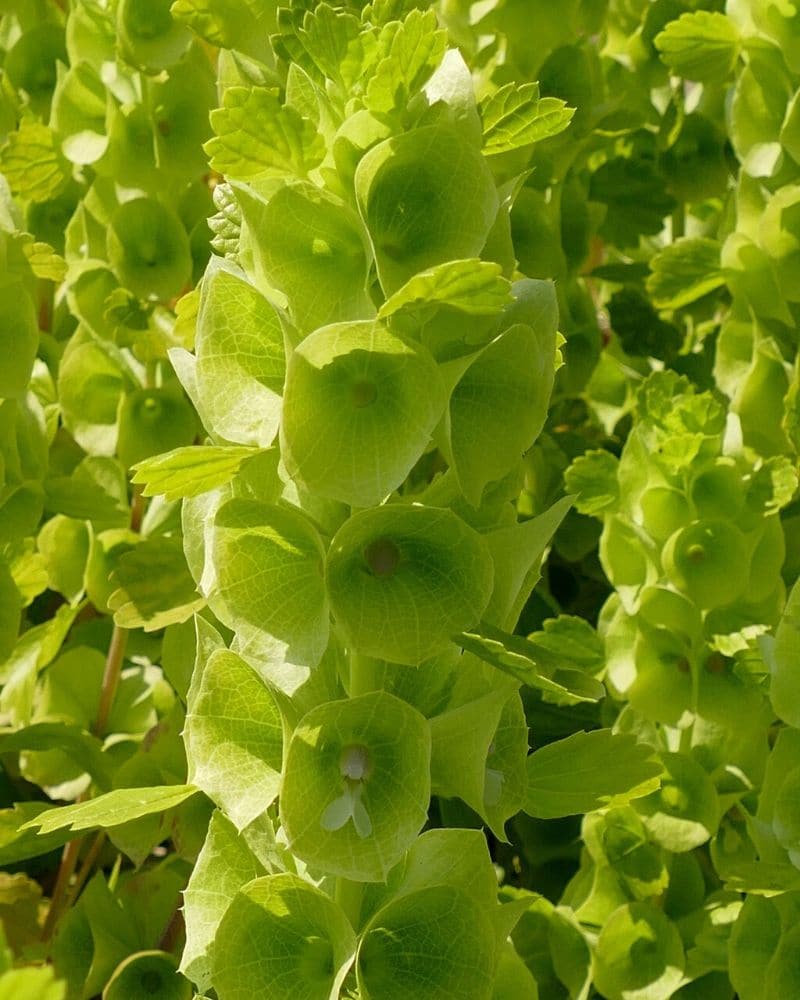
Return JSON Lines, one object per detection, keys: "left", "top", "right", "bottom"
{"left": 0, "top": 0, "right": 799, "bottom": 998}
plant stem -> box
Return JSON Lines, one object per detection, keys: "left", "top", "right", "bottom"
{"left": 348, "top": 652, "right": 377, "bottom": 698}
{"left": 93, "top": 624, "right": 129, "bottom": 738}
{"left": 335, "top": 875, "right": 364, "bottom": 931}
{"left": 66, "top": 831, "right": 106, "bottom": 907}
{"left": 41, "top": 837, "right": 82, "bottom": 941}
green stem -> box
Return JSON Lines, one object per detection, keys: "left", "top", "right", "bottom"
{"left": 348, "top": 652, "right": 377, "bottom": 698}
{"left": 335, "top": 875, "right": 364, "bottom": 931}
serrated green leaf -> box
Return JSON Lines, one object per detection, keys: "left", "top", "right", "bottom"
{"left": 0, "top": 803, "right": 72, "bottom": 865}
{"left": 378, "top": 259, "right": 511, "bottom": 320}
{"left": 459, "top": 622, "right": 605, "bottom": 705}
{"left": 0, "top": 123, "right": 70, "bottom": 203}
{"left": 131, "top": 446, "right": 258, "bottom": 502}
{"left": 108, "top": 536, "right": 205, "bottom": 631}
{"left": 655, "top": 11, "right": 741, "bottom": 84}
{"left": 21, "top": 785, "right": 199, "bottom": 836}
{"left": 0, "top": 723, "right": 112, "bottom": 790}
{"left": 206, "top": 86, "right": 324, "bottom": 178}
{"left": 21, "top": 238, "right": 67, "bottom": 281}
{"left": 564, "top": 450, "right": 620, "bottom": 517}
{"left": 524, "top": 730, "right": 664, "bottom": 819}
{"left": 170, "top": 0, "right": 275, "bottom": 56}
{"left": 365, "top": 8, "right": 447, "bottom": 116}
{"left": 647, "top": 237, "right": 726, "bottom": 310}
{"left": 481, "top": 82, "right": 574, "bottom": 156}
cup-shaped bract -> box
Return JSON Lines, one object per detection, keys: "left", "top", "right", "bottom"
{"left": 325, "top": 504, "right": 494, "bottom": 664}
{"left": 105, "top": 951, "right": 191, "bottom": 1000}
{"left": 636, "top": 752, "right": 719, "bottom": 852}
{"left": 107, "top": 197, "right": 192, "bottom": 301}
{"left": 356, "top": 124, "right": 499, "bottom": 295}
{"left": 254, "top": 182, "right": 373, "bottom": 335}
{"left": 117, "top": 0, "right": 193, "bottom": 72}
{"left": 357, "top": 885, "right": 496, "bottom": 1000}
{"left": 117, "top": 387, "right": 197, "bottom": 468}
{"left": 279, "top": 691, "right": 431, "bottom": 881}
{"left": 208, "top": 498, "right": 329, "bottom": 668}
{"left": 209, "top": 874, "right": 356, "bottom": 1000}
{"left": 662, "top": 519, "right": 750, "bottom": 609}
{"left": 5, "top": 23, "right": 66, "bottom": 114}
{"left": 281, "top": 321, "right": 446, "bottom": 508}
{"left": 593, "top": 902, "right": 685, "bottom": 1000}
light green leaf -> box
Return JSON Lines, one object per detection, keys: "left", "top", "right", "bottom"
{"left": 365, "top": 8, "right": 447, "bottom": 115}
{"left": 0, "top": 558, "right": 21, "bottom": 662}
{"left": 356, "top": 123, "right": 499, "bottom": 295}
{"left": 448, "top": 281, "right": 557, "bottom": 506}
{"left": 378, "top": 259, "right": 511, "bottom": 320}
{"left": 131, "top": 446, "right": 258, "bottom": 502}
{"left": 181, "top": 810, "right": 270, "bottom": 992}
{"left": 430, "top": 687, "right": 512, "bottom": 828}
{"left": 480, "top": 82, "right": 574, "bottom": 156}
{"left": 108, "top": 536, "right": 205, "bottom": 631}
{"left": 524, "top": 730, "right": 663, "bottom": 819}
{"left": 209, "top": 874, "right": 356, "bottom": 1000}
{"left": 0, "top": 966, "right": 66, "bottom": 1000}
{"left": 21, "top": 785, "right": 199, "bottom": 836}
{"left": 22, "top": 239, "right": 67, "bottom": 282}
{"left": 0, "top": 723, "right": 112, "bottom": 790}
{"left": 655, "top": 11, "right": 741, "bottom": 83}
{"left": 194, "top": 260, "right": 285, "bottom": 448}
{"left": 207, "top": 498, "right": 329, "bottom": 668}
{"left": 0, "top": 285, "right": 38, "bottom": 400}
{"left": 769, "top": 580, "right": 800, "bottom": 727}
{"left": 647, "top": 238, "right": 726, "bottom": 310}
{"left": 326, "top": 504, "right": 494, "bottom": 665}
{"left": 594, "top": 902, "right": 685, "bottom": 1000}
{"left": 0, "top": 803, "right": 73, "bottom": 865}
{"left": 170, "top": 0, "right": 275, "bottom": 56}
{"left": 482, "top": 495, "right": 573, "bottom": 630}
{"left": 459, "top": 623, "right": 605, "bottom": 705}
{"left": 358, "top": 885, "right": 496, "bottom": 1000}
{"left": 281, "top": 320, "right": 446, "bottom": 508}
{"left": 564, "top": 450, "right": 620, "bottom": 517}
{"left": 280, "top": 692, "right": 430, "bottom": 881}
{"left": 636, "top": 752, "right": 720, "bottom": 852}
{"left": 0, "top": 123, "right": 70, "bottom": 203}
{"left": 184, "top": 649, "right": 283, "bottom": 831}
{"left": 205, "top": 86, "right": 324, "bottom": 178}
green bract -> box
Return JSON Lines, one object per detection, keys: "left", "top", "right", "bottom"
{"left": 282, "top": 321, "right": 445, "bottom": 507}
{"left": 325, "top": 504, "right": 494, "bottom": 663}
{"left": 3, "top": 0, "right": 800, "bottom": 997}
{"left": 280, "top": 691, "right": 430, "bottom": 881}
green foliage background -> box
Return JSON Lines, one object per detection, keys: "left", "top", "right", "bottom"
{"left": 0, "top": 0, "right": 800, "bottom": 997}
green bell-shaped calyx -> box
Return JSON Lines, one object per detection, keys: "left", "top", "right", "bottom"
{"left": 281, "top": 320, "right": 446, "bottom": 508}
{"left": 356, "top": 123, "right": 498, "bottom": 295}
{"left": 279, "top": 691, "right": 431, "bottom": 881}
{"left": 208, "top": 873, "right": 356, "bottom": 1000}
{"left": 326, "top": 504, "right": 494, "bottom": 664}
